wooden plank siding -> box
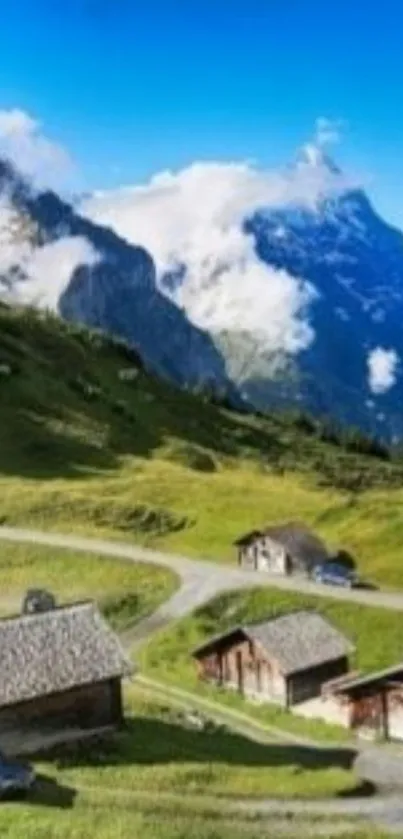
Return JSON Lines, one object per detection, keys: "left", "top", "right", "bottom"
{"left": 197, "top": 638, "right": 288, "bottom": 706}
{"left": 347, "top": 686, "right": 403, "bottom": 741}
{"left": 350, "top": 691, "right": 387, "bottom": 739}
{"left": 197, "top": 639, "right": 350, "bottom": 710}
{"left": 0, "top": 677, "right": 123, "bottom": 754}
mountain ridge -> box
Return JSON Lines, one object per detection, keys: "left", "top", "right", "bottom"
{"left": 242, "top": 182, "right": 403, "bottom": 438}
{"left": 0, "top": 157, "right": 236, "bottom": 399}
{"left": 2, "top": 149, "right": 403, "bottom": 439}
{"left": 78, "top": 144, "right": 403, "bottom": 440}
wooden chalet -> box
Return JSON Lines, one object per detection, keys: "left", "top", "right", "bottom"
{"left": 234, "top": 521, "right": 329, "bottom": 575}
{"left": 193, "top": 610, "right": 353, "bottom": 708}
{"left": 0, "top": 600, "right": 132, "bottom": 757}
{"left": 322, "top": 663, "right": 403, "bottom": 741}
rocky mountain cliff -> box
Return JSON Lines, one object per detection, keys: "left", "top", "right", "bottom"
{"left": 0, "top": 158, "right": 235, "bottom": 397}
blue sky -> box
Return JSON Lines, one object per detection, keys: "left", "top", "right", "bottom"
{"left": 1, "top": 0, "right": 403, "bottom": 225}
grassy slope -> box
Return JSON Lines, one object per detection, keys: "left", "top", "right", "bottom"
{"left": 140, "top": 586, "right": 403, "bottom": 743}
{"left": 43, "top": 691, "right": 357, "bottom": 799}
{"left": 0, "top": 542, "right": 177, "bottom": 632}
{"left": 0, "top": 800, "right": 387, "bottom": 839}
{"left": 0, "top": 694, "right": 381, "bottom": 839}
{"left": 2, "top": 304, "right": 403, "bottom": 588}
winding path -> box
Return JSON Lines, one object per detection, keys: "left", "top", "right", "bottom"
{"left": 2, "top": 525, "right": 403, "bottom": 614}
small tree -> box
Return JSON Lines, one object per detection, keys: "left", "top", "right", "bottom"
{"left": 22, "top": 588, "right": 56, "bottom": 615}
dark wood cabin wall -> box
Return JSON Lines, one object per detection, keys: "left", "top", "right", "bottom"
{"left": 286, "top": 657, "right": 349, "bottom": 705}
{"left": 0, "top": 678, "right": 121, "bottom": 744}
{"left": 197, "top": 639, "right": 286, "bottom": 701}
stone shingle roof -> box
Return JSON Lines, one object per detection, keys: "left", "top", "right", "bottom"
{"left": 194, "top": 610, "right": 354, "bottom": 676}
{"left": 234, "top": 521, "right": 329, "bottom": 573}
{"left": 234, "top": 529, "right": 264, "bottom": 547}
{"left": 263, "top": 522, "right": 329, "bottom": 560}
{"left": 235, "top": 521, "right": 327, "bottom": 552}
{"left": 0, "top": 601, "right": 132, "bottom": 708}
{"left": 332, "top": 663, "right": 403, "bottom": 695}
{"left": 247, "top": 610, "right": 354, "bottom": 675}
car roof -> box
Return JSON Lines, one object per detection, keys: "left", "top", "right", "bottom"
{"left": 323, "top": 563, "right": 350, "bottom": 574}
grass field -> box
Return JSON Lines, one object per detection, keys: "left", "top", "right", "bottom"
{"left": 2, "top": 305, "right": 403, "bottom": 588}
{"left": 139, "top": 585, "right": 403, "bottom": 743}
{"left": 0, "top": 693, "right": 387, "bottom": 839}
{"left": 0, "top": 541, "right": 178, "bottom": 630}
{"left": 41, "top": 692, "right": 359, "bottom": 799}
{"left": 0, "top": 798, "right": 391, "bottom": 839}
{"left": 5, "top": 464, "right": 403, "bottom": 589}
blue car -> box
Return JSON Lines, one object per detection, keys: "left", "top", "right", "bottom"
{"left": 0, "top": 755, "right": 35, "bottom": 799}
{"left": 312, "top": 562, "right": 358, "bottom": 588}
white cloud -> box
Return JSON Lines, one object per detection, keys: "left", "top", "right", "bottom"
{"left": 20, "top": 237, "right": 100, "bottom": 310}
{"left": 81, "top": 152, "right": 354, "bottom": 362}
{"left": 0, "top": 109, "right": 37, "bottom": 137}
{"left": 0, "top": 108, "right": 74, "bottom": 188}
{"left": 0, "top": 197, "right": 99, "bottom": 309}
{"left": 0, "top": 200, "right": 31, "bottom": 275}
{"left": 296, "top": 118, "right": 346, "bottom": 171}
{"left": 314, "top": 117, "right": 344, "bottom": 148}
{"left": 367, "top": 347, "right": 399, "bottom": 394}
{"left": 0, "top": 110, "right": 355, "bottom": 367}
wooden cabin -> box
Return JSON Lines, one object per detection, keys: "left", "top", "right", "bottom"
{"left": 234, "top": 521, "right": 330, "bottom": 576}
{"left": 321, "top": 664, "right": 403, "bottom": 741}
{"left": 193, "top": 610, "right": 353, "bottom": 708}
{"left": 0, "top": 600, "right": 132, "bottom": 757}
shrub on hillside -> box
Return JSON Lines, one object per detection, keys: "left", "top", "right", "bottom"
{"left": 10, "top": 494, "right": 190, "bottom": 538}
{"left": 316, "top": 420, "right": 343, "bottom": 446}
{"left": 22, "top": 588, "right": 56, "bottom": 614}
{"left": 69, "top": 376, "right": 102, "bottom": 400}
{"left": 342, "top": 426, "right": 390, "bottom": 459}
{"left": 316, "top": 464, "right": 372, "bottom": 494}
{"left": 289, "top": 411, "right": 317, "bottom": 436}
{"left": 102, "top": 591, "right": 140, "bottom": 631}
{"left": 110, "top": 398, "right": 134, "bottom": 420}
{"left": 165, "top": 441, "right": 217, "bottom": 473}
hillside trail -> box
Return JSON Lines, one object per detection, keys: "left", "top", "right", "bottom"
{"left": 2, "top": 525, "right": 403, "bottom": 611}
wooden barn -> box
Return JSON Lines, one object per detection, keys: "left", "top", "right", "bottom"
{"left": 193, "top": 610, "right": 353, "bottom": 708}
{"left": 0, "top": 600, "right": 132, "bottom": 757}
{"left": 320, "top": 664, "right": 403, "bottom": 741}
{"left": 235, "top": 522, "right": 330, "bottom": 576}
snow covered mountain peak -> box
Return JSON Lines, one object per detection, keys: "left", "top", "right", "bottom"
{"left": 2, "top": 126, "right": 403, "bottom": 440}
{"left": 78, "top": 137, "right": 403, "bottom": 439}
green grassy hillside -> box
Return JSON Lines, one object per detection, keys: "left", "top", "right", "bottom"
{"left": 0, "top": 541, "right": 177, "bottom": 632}
{"left": 1, "top": 303, "right": 403, "bottom": 585}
